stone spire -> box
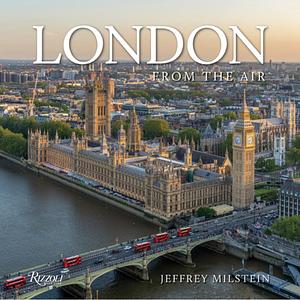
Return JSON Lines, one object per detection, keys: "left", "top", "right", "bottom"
{"left": 159, "top": 137, "right": 163, "bottom": 154}
{"left": 241, "top": 89, "right": 250, "bottom": 121}
{"left": 225, "top": 147, "right": 229, "bottom": 159}
{"left": 172, "top": 135, "right": 175, "bottom": 146}
{"left": 55, "top": 130, "right": 59, "bottom": 144}
{"left": 184, "top": 136, "right": 188, "bottom": 145}
{"left": 118, "top": 124, "right": 126, "bottom": 148}
{"left": 190, "top": 137, "right": 195, "bottom": 151}
{"left": 178, "top": 137, "right": 182, "bottom": 147}
{"left": 101, "top": 133, "right": 109, "bottom": 156}
{"left": 127, "top": 107, "right": 141, "bottom": 153}
{"left": 70, "top": 131, "right": 77, "bottom": 147}
{"left": 184, "top": 145, "right": 192, "bottom": 167}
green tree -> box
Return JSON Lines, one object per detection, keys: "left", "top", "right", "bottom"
{"left": 219, "top": 98, "right": 233, "bottom": 107}
{"left": 255, "top": 188, "right": 278, "bottom": 202}
{"left": 40, "top": 120, "right": 84, "bottom": 140}
{"left": 0, "top": 87, "right": 6, "bottom": 94}
{"left": 255, "top": 158, "right": 278, "bottom": 172}
{"left": 287, "top": 147, "right": 300, "bottom": 166}
{"left": 143, "top": 118, "right": 169, "bottom": 140}
{"left": 219, "top": 133, "right": 233, "bottom": 159}
{"left": 264, "top": 228, "right": 272, "bottom": 235}
{"left": 111, "top": 119, "right": 130, "bottom": 139}
{"left": 0, "top": 116, "right": 84, "bottom": 140}
{"left": 223, "top": 112, "right": 237, "bottom": 120}
{"left": 286, "top": 136, "right": 300, "bottom": 166}
{"left": 255, "top": 157, "right": 266, "bottom": 169}
{"left": 0, "top": 126, "right": 27, "bottom": 157}
{"left": 178, "top": 128, "right": 201, "bottom": 144}
{"left": 250, "top": 113, "right": 262, "bottom": 120}
{"left": 210, "top": 115, "right": 223, "bottom": 130}
{"left": 271, "top": 216, "right": 300, "bottom": 242}
{"left": 196, "top": 207, "right": 215, "bottom": 218}
{"left": 128, "top": 90, "right": 150, "bottom": 100}
{"left": 265, "top": 159, "right": 277, "bottom": 172}
{"left": 292, "top": 135, "right": 300, "bottom": 149}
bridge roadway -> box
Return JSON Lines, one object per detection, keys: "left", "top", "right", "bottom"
{"left": 0, "top": 205, "right": 277, "bottom": 299}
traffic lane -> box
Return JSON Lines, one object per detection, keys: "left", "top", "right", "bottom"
{"left": 1, "top": 206, "right": 277, "bottom": 295}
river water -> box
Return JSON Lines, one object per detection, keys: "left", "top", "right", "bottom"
{"left": 0, "top": 158, "right": 279, "bottom": 298}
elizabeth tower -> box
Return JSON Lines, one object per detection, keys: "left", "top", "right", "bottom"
{"left": 232, "top": 91, "right": 255, "bottom": 209}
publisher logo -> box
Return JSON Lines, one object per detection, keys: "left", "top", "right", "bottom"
{"left": 28, "top": 271, "right": 63, "bottom": 287}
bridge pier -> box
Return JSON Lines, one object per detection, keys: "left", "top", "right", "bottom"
{"left": 118, "top": 257, "right": 150, "bottom": 281}
{"left": 117, "top": 265, "right": 149, "bottom": 281}
{"left": 202, "top": 240, "right": 225, "bottom": 254}
{"left": 61, "top": 269, "right": 93, "bottom": 299}
{"left": 165, "top": 241, "right": 195, "bottom": 267}
{"left": 85, "top": 268, "right": 93, "bottom": 299}
{"left": 165, "top": 250, "right": 195, "bottom": 267}
{"left": 62, "top": 285, "right": 86, "bottom": 299}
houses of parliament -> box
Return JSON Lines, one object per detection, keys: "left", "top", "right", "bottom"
{"left": 28, "top": 76, "right": 259, "bottom": 220}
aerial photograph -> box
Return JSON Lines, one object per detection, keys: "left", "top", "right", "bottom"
{"left": 0, "top": 0, "right": 300, "bottom": 299}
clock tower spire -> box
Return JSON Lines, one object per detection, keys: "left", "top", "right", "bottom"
{"left": 232, "top": 90, "right": 255, "bottom": 209}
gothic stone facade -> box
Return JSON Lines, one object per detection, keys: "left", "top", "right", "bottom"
{"left": 232, "top": 93, "right": 255, "bottom": 209}
{"left": 85, "top": 77, "right": 114, "bottom": 140}
{"left": 28, "top": 131, "right": 232, "bottom": 220}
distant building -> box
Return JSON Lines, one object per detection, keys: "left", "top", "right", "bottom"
{"left": 200, "top": 124, "right": 224, "bottom": 155}
{"left": 175, "top": 146, "right": 232, "bottom": 176}
{"left": 271, "top": 98, "right": 296, "bottom": 148}
{"left": 223, "top": 98, "right": 296, "bottom": 161}
{"left": 279, "top": 180, "right": 300, "bottom": 217}
{"left": 62, "top": 70, "right": 78, "bottom": 80}
{"left": 274, "top": 134, "right": 285, "bottom": 166}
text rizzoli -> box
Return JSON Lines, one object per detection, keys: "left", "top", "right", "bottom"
{"left": 33, "top": 25, "right": 267, "bottom": 65}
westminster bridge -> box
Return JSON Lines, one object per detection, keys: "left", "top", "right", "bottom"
{"left": 0, "top": 206, "right": 277, "bottom": 299}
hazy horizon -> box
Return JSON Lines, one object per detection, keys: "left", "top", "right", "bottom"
{"left": 0, "top": 0, "right": 299, "bottom": 63}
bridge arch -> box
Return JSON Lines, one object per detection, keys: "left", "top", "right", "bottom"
{"left": 18, "top": 280, "right": 86, "bottom": 299}
{"left": 89, "top": 261, "right": 144, "bottom": 285}
{"left": 144, "top": 248, "right": 189, "bottom": 267}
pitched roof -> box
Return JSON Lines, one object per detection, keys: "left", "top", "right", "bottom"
{"left": 202, "top": 124, "right": 215, "bottom": 138}
{"left": 176, "top": 147, "right": 226, "bottom": 165}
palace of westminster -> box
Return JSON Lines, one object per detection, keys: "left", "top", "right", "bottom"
{"left": 27, "top": 76, "right": 297, "bottom": 220}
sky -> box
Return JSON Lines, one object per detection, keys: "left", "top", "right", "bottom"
{"left": 0, "top": 0, "right": 299, "bottom": 63}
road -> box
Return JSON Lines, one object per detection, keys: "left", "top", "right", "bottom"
{"left": 0, "top": 205, "right": 277, "bottom": 299}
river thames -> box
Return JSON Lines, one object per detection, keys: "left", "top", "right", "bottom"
{"left": 0, "top": 158, "right": 278, "bottom": 298}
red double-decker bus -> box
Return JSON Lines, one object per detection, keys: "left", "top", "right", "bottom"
{"left": 134, "top": 241, "right": 151, "bottom": 252}
{"left": 153, "top": 232, "right": 169, "bottom": 243}
{"left": 177, "top": 226, "right": 192, "bottom": 237}
{"left": 63, "top": 255, "right": 82, "bottom": 268}
{"left": 4, "top": 276, "right": 27, "bottom": 289}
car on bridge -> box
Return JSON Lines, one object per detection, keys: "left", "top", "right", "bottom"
{"left": 123, "top": 245, "right": 132, "bottom": 250}
{"left": 60, "top": 268, "right": 69, "bottom": 274}
{"left": 94, "top": 258, "right": 104, "bottom": 265}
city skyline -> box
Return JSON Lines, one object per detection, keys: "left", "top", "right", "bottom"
{"left": 0, "top": 0, "right": 300, "bottom": 62}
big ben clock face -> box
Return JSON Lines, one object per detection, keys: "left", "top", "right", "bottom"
{"left": 247, "top": 134, "right": 254, "bottom": 146}
{"left": 234, "top": 134, "right": 242, "bottom": 145}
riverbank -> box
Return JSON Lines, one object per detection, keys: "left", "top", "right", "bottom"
{"left": 0, "top": 151, "right": 168, "bottom": 228}
{"left": 0, "top": 151, "right": 288, "bottom": 271}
